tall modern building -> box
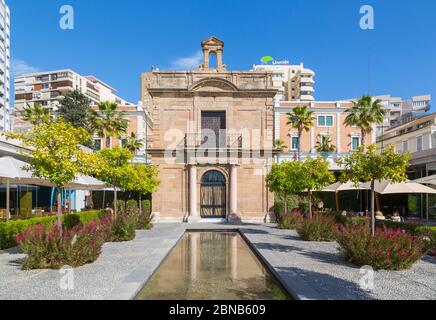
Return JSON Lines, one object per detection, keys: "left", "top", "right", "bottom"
{"left": 253, "top": 63, "right": 315, "bottom": 102}
{"left": 13, "top": 69, "right": 131, "bottom": 133}
{"left": 0, "top": 0, "right": 10, "bottom": 132}
{"left": 343, "top": 94, "right": 432, "bottom": 136}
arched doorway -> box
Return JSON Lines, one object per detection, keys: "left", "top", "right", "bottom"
{"left": 200, "top": 170, "right": 227, "bottom": 218}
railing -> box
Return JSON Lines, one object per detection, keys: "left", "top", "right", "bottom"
{"left": 185, "top": 133, "right": 242, "bottom": 149}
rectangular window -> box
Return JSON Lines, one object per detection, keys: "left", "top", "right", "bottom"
{"left": 402, "top": 141, "right": 408, "bottom": 152}
{"left": 417, "top": 136, "right": 423, "bottom": 152}
{"left": 291, "top": 137, "right": 299, "bottom": 150}
{"left": 351, "top": 137, "right": 360, "bottom": 151}
{"left": 432, "top": 133, "right": 436, "bottom": 149}
{"left": 318, "top": 115, "right": 333, "bottom": 127}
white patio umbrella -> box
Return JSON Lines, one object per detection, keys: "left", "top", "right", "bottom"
{"left": 0, "top": 157, "right": 52, "bottom": 220}
{"left": 414, "top": 175, "right": 436, "bottom": 186}
{"left": 361, "top": 180, "right": 436, "bottom": 195}
{"left": 323, "top": 181, "right": 369, "bottom": 211}
{"left": 66, "top": 175, "right": 107, "bottom": 191}
{"left": 323, "top": 181, "right": 369, "bottom": 192}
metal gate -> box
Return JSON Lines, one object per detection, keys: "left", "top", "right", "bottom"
{"left": 200, "top": 171, "right": 227, "bottom": 218}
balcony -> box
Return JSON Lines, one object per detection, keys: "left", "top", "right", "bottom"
{"left": 300, "top": 94, "right": 315, "bottom": 101}
{"left": 300, "top": 85, "right": 315, "bottom": 92}
{"left": 185, "top": 133, "right": 242, "bottom": 149}
{"left": 278, "top": 152, "right": 353, "bottom": 170}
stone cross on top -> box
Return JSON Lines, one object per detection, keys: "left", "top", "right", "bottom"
{"left": 199, "top": 36, "right": 227, "bottom": 72}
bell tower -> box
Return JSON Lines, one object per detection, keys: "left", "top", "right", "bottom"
{"left": 199, "top": 36, "right": 227, "bottom": 72}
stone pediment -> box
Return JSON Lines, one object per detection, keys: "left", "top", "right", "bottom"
{"left": 189, "top": 78, "right": 238, "bottom": 92}
{"left": 201, "top": 37, "right": 224, "bottom": 47}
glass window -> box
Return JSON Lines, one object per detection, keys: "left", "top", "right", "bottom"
{"left": 351, "top": 137, "right": 360, "bottom": 151}
{"left": 417, "top": 136, "right": 423, "bottom": 152}
{"left": 318, "top": 116, "right": 325, "bottom": 127}
{"left": 402, "top": 141, "right": 408, "bottom": 152}
{"left": 318, "top": 116, "right": 333, "bottom": 127}
{"left": 432, "top": 133, "right": 436, "bottom": 148}
{"left": 291, "top": 137, "right": 299, "bottom": 150}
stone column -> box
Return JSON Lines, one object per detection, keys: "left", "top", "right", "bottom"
{"left": 189, "top": 165, "right": 199, "bottom": 221}
{"left": 230, "top": 165, "right": 238, "bottom": 216}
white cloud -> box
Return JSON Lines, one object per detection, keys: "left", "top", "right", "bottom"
{"left": 11, "top": 59, "right": 39, "bottom": 75}
{"left": 171, "top": 51, "right": 203, "bottom": 70}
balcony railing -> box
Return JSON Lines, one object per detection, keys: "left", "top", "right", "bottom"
{"left": 185, "top": 133, "right": 242, "bottom": 149}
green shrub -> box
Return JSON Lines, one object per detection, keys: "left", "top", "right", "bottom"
{"left": 106, "top": 214, "right": 137, "bottom": 242}
{"left": 0, "top": 216, "right": 57, "bottom": 250}
{"left": 417, "top": 227, "right": 436, "bottom": 256}
{"left": 297, "top": 215, "right": 337, "bottom": 242}
{"left": 337, "top": 224, "right": 423, "bottom": 270}
{"left": 376, "top": 220, "right": 423, "bottom": 236}
{"left": 16, "top": 221, "right": 107, "bottom": 270}
{"left": 127, "top": 200, "right": 138, "bottom": 210}
{"left": 115, "top": 200, "right": 126, "bottom": 210}
{"left": 277, "top": 209, "right": 304, "bottom": 230}
{"left": 128, "top": 209, "right": 153, "bottom": 230}
{"left": 142, "top": 199, "right": 151, "bottom": 212}
{"left": 0, "top": 211, "right": 106, "bottom": 250}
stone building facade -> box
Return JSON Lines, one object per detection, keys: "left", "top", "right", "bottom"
{"left": 141, "top": 37, "right": 276, "bottom": 223}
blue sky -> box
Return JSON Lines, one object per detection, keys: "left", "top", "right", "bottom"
{"left": 9, "top": 0, "right": 436, "bottom": 111}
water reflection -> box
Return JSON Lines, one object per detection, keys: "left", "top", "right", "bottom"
{"left": 136, "top": 232, "right": 290, "bottom": 300}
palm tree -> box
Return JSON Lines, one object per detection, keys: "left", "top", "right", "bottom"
{"left": 89, "top": 102, "right": 128, "bottom": 148}
{"left": 344, "top": 96, "right": 386, "bottom": 150}
{"left": 315, "top": 135, "right": 336, "bottom": 153}
{"left": 123, "top": 132, "right": 144, "bottom": 154}
{"left": 20, "top": 103, "right": 51, "bottom": 126}
{"left": 286, "top": 106, "right": 315, "bottom": 160}
{"left": 273, "top": 139, "right": 287, "bottom": 163}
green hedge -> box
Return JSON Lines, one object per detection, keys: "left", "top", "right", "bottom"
{"left": 0, "top": 211, "right": 104, "bottom": 250}
{"left": 376, "top": 220, "right": 436, "bottom": 236}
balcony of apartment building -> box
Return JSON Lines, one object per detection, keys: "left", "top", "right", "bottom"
{"left": 300, "top": 76, "right": 314, "bottom": 84}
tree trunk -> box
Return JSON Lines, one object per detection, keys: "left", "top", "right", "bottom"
{"left": 57, "top": 187, "right": 63, "bottom": 232}
{"left": 298, "top": 128, "right": 303, "bottom": 161}
{"left": 284, "top": 193, "right": 288, "bottom": 215}
{"left": 139, "top": 194, "right": 142, "bottom": 213}
{"left": 370, "top": 180, "right": 375, "bottom": 236}
{"left": 361, "top": 129, "right": 366, "bottom": 150}
{"left": 308, "top": 190, "right": 313, "bottom": 220}
{"left": 114, "top": 186, "right": 118, "bottom": 217}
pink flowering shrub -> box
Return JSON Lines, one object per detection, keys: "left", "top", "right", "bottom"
{"left": 16, "top": 221, "right": 108, "bottom": 270}
{"left": 337, "top": 225, "right": 424, "bottom": 270}
{"left": 278, "top": 209, "right": 304, "bottom": 230}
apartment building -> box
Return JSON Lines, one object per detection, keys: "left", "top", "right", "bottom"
{"left": 0, "top": 0, "right": 10, "bottom": 132}
{"left": 13, "top": 69, "right": 131, "bottom": 133}
{"left": 253, "top": 63, "right": 315, "bottom": 102}
{"left": 344, "top": 94, "right": 432, "bottom": 137}
{"left": 377, "top": 112, "right": 436, "bottom": 178}
{"left": 275, "top": 100, "right": 375, "bottom": 170}
{"left": 92, "top": 103, "right": 153, "bottom": 164}
{"left": 14, "top": 69, "right": 129, "bottom": 111}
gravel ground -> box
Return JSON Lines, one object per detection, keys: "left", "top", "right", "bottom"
{"left": 0, "top": 223, "right": 435, "bottom": 300}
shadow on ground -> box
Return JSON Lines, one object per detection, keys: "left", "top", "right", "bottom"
{"left": 276, "top": 267, "right": 375, "bottom": 300}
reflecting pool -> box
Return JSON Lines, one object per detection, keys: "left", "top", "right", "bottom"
{"left": 136, "top": 231, "right": 290, "bottom": 300}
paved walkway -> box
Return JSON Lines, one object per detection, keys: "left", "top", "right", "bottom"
{"left": 0, "top": 223, "right": 435, "bottom": 300}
